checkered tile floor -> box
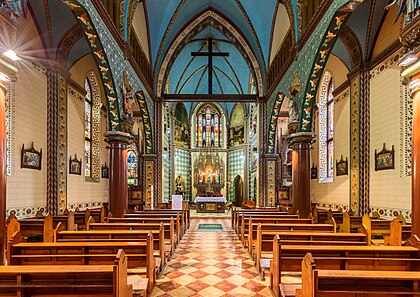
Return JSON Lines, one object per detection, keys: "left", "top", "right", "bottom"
{"left": 151, "top": 218, "right": 272, "bottom": 296}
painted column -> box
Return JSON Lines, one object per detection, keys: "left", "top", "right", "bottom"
{"left": 0, "top": 79, "right": 7, "bottom": 265}
{"left": 105, "top": 131, "right": 132, "bottom": 217}
{"left": 399, "top": 15, "right": 419, "bottom": 234}
{"left": 290, "top": 132, "right": 313, "bottom": 217}
{"left": 258, "top": 101, "right": 267, "bottom": 206}
{"left": 143, "top": 154, "right": 157, "bottom": 209}
{"left": 411, "top": 77, "right": 420, "bottom": 235}
{"left": 46, "top": 66, "right": 68, "bottom": 215}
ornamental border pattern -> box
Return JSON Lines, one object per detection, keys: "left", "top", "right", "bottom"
{"left": 350, "top": 75, "right": 360, "bottom": 215}
{"left": 5, "top": 78, "right": 15, "bottom": 176}
{"left": 316, "top": 203, "right": 411, "bottom": 223}
{"left": 6, "top": 205, "right": 46, "bottom": 219}
{"left": 87, "top": 71, "right": 101, "bottom": 182}
{"left": 57, "top": 76, "right": 68, "bottom": 215}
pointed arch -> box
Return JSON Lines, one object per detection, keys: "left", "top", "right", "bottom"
{"left": 134, "top": 91, "right": 153, "bottom": 154}
{"left": 156, "top": 8, "right": 264, "bottom": 97}
{"left": 267, "top": 92, "right": 286, "bottom": 154}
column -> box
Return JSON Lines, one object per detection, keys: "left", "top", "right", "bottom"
{"left": 258, "top": 101, "right": 267, "bottom": 206}
{"left": 412, "top": 79, "right": 420, "bottom": 235}
{"left": 399, "top": 15, "right": 419, "bottom": 236}
{"left": 290, "top": 133, "right": 313, "bottom": 217}
{"left": 105, "top": 131, "right": 132, "bottom": 217}
{"left": 143, "top": 154, "right": 158, "bottom": 209}
{"left": 0, "top": 79, "right": 7, "bottom": 265}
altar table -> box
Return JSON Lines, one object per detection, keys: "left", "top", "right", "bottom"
{"left": 194, "top": 197, "right": 227, "bottom": 213}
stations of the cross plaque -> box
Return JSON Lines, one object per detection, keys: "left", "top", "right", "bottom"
{"left": 191, "top": 37, "right": 229, "bottom": 94}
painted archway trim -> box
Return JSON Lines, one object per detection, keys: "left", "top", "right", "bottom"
{"left": 61, "top": 0, "right": 122, "bottom": 132}
{"left": 135, "top": 91, "right": 153, "bottom": 154}
{"left": 299, "top": 0, "right": 367, "bottom": 133}
{"left": 156, "top": 9, "right": 264, "bottom": 97}
{"left": 267, "top": 92, "right": 286, "bottom": 154}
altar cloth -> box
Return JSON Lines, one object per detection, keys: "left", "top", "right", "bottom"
{"left": 194, "top": 197, "right": 227, "bottom": 203}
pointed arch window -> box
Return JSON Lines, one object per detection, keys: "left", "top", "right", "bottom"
{"left": 319, "top": 72, "right": 334, "bottom": 181}
{"left": 127, "top": 142, "right": 138, "bottom": 186}
{"left": 196, "top": 105, "right": 221, "bottom": 148}
{"left": 84, "top": 78, "right": 93, "bottom": 177}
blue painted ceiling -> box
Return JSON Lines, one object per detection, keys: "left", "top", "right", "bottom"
{"left": 169, "top": 27, "right": 251, "bottom": 95}
{"left": 145, "top": 0, "right": 277, "bottom": 73}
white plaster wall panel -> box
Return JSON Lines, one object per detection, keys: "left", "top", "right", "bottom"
{"left": 7, "top": 64, "right": 47, "bottom": 209}
{"left": 370, "top": 66, "right": 411, "bottom": 210}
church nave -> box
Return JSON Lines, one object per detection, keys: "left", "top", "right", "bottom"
{"left": 152, "top": 218, "right": 271, "bottom": 297}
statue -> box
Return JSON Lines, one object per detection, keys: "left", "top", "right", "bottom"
{"left": 121, "top": 71, "right": 135, "bottom": 133}
{"left": 288, "top": 72, "right": 300, "bottom": 123}
{"left": 288, "top": 96, "right": 299, "bottom": 123}
{"left": 175, "top": 174, "right": 185, "bottom": 195}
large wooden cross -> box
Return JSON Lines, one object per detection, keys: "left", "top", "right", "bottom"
{"left": 191, "top": 37, "right": 229, "bottom": 94}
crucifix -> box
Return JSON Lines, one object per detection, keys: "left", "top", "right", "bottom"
{"left": 191, "top": 37, "right": 229, "bottom": 94}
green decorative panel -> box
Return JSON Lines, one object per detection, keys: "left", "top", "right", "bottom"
{"left": 174, "top": 148, "right": 191, "bottom": 201}
{"left": 229, "top": 148, "right": 245, "bottom": 201}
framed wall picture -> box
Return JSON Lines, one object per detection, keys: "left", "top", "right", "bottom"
{"left": 102, "top": 163, "right": 109, "bottom": 178}
{"left": 21, "top": 142, "right": 42, "bottom": 170}
{"left": 311, "top": 163, "right": 318, "bottom": 179}
{"left": 69, "top": 154, "right": 82, "bottom": 175}
{"left": 336, "top": 156, "right": 348, "bottom": 176}
{"left": 375, "top": 143, "right": 394, "bottom": 171}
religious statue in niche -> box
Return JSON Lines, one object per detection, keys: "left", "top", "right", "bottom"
{"left": 121, "top": 71, "right": 135, "bottom": 133}
{"left": 175, "top": 174, "right": 185, "bottom": 195}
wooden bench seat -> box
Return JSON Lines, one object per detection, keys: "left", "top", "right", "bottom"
{"left": 0, "top": 249, "right": 133, "bottom": 297}
{"left": 269, "top": 235, "right": 420, "bottom": 297}
{"left": 232, "top": 207, "right": 282, "bottom": 228}
{"left": 296, "top": 253, "right": 420, "bottom": 297}
{"left": 245, "top": 217, "right": 318, "bottom": 251}
{"left": 56, "top": 226, "right": 167, "bottom": 275}
{"left": 108, "top": 216, "right": 181, "bottom": 246}
{"left": 8, "top": 233, "right": 155, "bottom": 293}
{"left": 237, "top": 213, "right": 299, "bottom": 235}
{"left": 133, "top": 208, "right": 190, "bottom": 231}
{"left": 87, "top": 221, "right": 176, "bottom": 257}
{"left": 124, "top": 212, "right": 186, "bottom": 237}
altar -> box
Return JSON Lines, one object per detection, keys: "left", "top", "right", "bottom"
{"left": 194, "top": 196, "right": 227, "bottom": 213}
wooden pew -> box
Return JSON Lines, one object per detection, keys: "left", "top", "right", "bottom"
{"left": 270, "top": 235, "right": 420, "bottom": 297}
{"left": 108, "top": 216, "right": 181, "bottom": 246}
{"left": 134, "top": 208, "right": 190, "bottom": 230}
{"left": 8, "top": 232, "right": 155, "bottom": 293}
{"left": 232, "top": 207, "right": 283, "bottom": 231}
{"left": 124, "top": 212, "right": 186, "bottom": 237}
{"left": 0, "top": 249, "right": 133, "bottom": 297}
{"left": 254, "top": 224, "right": 369, "bottom": 278}
{"left": 56, "top": 224, "right": 167, "bottom": 275}
{"left": 296, "top": 252, "right": 420, "bottom": 297}
{"left": 88, "top": 221, "right": 176, "bottom": 257}
{"left": 245, "top": 217, "right": 315, "bottom": 249}
{"left": 313, "top": 208, "right": 343, "bottom": 225}
{"left": 237, "top": 213, "right": 299, "bottom": 237}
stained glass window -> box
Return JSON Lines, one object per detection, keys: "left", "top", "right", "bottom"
{"left": 84, "top": 78, "right": 92, "bottom": 177}
{"left": 196, "top": 105, "right": 221, "bottom": 147}
{"left": 127, "top": 143, "right": 138, "bottom": 186}
{"left": 319, "top": 73, "right": 334, "bottom": 181}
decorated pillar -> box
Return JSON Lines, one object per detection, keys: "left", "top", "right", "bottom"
{"left": 290, "top": 132, "right": 313, "bottom": 217}
{"left": 46, "top": 65, "right": 68, "bottom": 215}
{"left": 154, "top": 100, "right": 163, "bottom": 205}
{"left": 0, "top": 76, "right": 7, "bottom": 265}
{"left": 105, "top": 131, "right": 132, "bottom": 217}
{"left": 143, "top": 154, "right": 158, "bottom": 209}
{"left": 399, "top": 14, "right": 420, "bottom": 235}
{"left": 258, "top": 100, "right": 267, "bottom": 206}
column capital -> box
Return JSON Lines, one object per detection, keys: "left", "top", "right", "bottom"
{"left": 104, "top": 131, "right": 133, "bottom": 144}
{"left": 288, "top": 132, "right": 314, "bottom": 145}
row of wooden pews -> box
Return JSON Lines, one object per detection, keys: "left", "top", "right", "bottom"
{"left": 235, "top": 207, "right": 420, "bottom": 297}
{"left": 3, "top": 205, "right": 190, "bottom": 297}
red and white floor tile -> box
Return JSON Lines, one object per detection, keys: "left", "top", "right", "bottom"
{"left": 151, "top": 218, "right": 272, "bottom": 297}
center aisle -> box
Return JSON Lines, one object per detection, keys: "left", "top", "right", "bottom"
{"left": 151, "top": 218, "right": 272, "bottom": 296}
